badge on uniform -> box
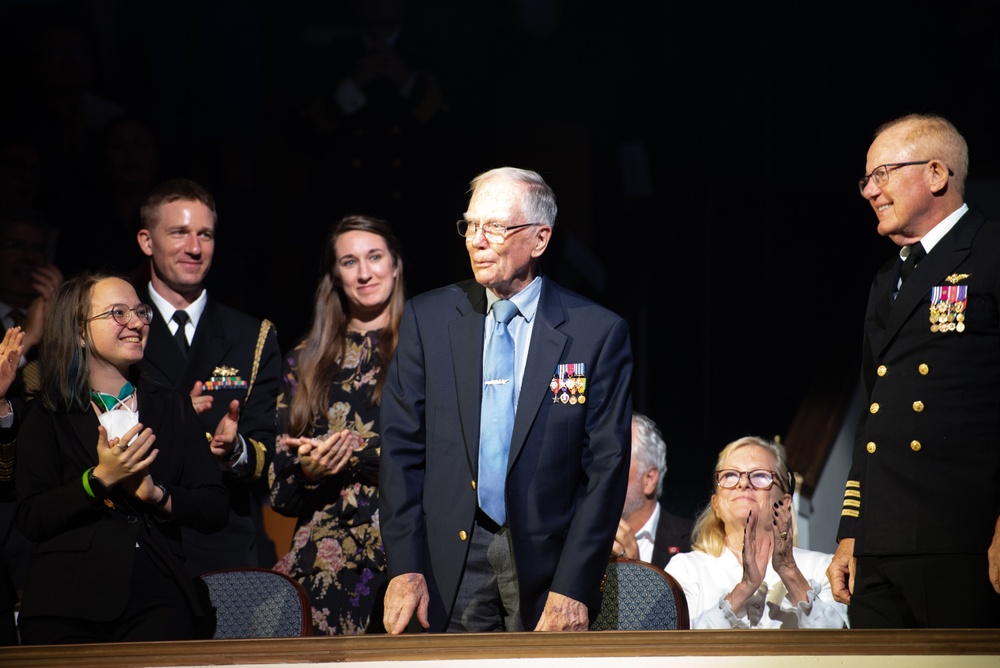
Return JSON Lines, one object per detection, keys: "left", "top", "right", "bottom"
{"left": 550, "top": 363, "right": 587, "bottom": 404}
{"left": 929, "top": 284, "right": 968, "bottom": 333}
{"left": 202, "top": 365, "right": 248, "bottom": 390}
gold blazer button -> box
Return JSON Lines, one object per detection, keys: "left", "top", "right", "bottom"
{"left": 459, "top": 531, "right": 468, "bottom": 541}
{"left": 910, "top": 440, "right": 922, "bottom": 452}
{"left": 866, "top": 442, "right": 876, "bottom": 454}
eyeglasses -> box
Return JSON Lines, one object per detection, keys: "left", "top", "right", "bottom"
{"left": 86, "top": 303, "right": 154, "bottom": 326}
{"left": 857, "top": 160, "right": 959, "bottom": 196}
{"left": 456, "top": 219, "right": 541, "bottom": 244}
{"left": 715, "top": 469, "right": 785, "bottom": 491}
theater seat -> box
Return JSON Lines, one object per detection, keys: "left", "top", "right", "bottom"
{"left": 590, "top": 556, "right": 690, "bottom": 630}
{"left": 195, "top": 567, "right": 312, "bottom": 639}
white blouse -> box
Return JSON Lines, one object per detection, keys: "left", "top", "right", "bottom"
{"left": 665, "top": 547, "right": 849, "bottom": 629}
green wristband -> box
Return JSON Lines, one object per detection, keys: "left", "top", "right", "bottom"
{"left": 82, "top": 467, "right": 96, "bottom": 498}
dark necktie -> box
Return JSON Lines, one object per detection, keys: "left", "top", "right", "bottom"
{"left": 478, "top": 300, "right": 519, "bottom": 526}
{"left": 896, "top": 242, "right": 926, "bottom": 296}
{"left": 171, "top": 310, "right": 190, "bottom": 357}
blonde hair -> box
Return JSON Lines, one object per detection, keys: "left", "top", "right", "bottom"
{"left": 690, "top": 435, "right": 793, "bottom": 557}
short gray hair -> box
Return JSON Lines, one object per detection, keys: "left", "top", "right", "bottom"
{"left": 632, "top": 411, "right": 667, "bottom": 498}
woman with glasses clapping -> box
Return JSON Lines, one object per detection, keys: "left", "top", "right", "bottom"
{"left": 14, "top": 273, "right": 228, "bottom": 644}
{"left": 665, "top": 436, "right": 848, "bottom": 629}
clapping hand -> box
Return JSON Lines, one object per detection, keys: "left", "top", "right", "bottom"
{"left": 771, "top": 498, "right": 795, "bottom": 570}
{"left": 209, "top": 399, "right": 241, "bottom": 458}
{"left": 292, "top": 429, "right": 356, "bottom": 482}
{"left": 22, "top": 263, "right": 62, "bottom": 354}
{"left": 741, "top": 509, "right": 772, "bottom": 591}
{"left": 189, "top": 380, "right": 214, "bottom": 415}
{"left": 612, "top": 518, "right": 639, "bottom": 560}
{"left": 0, "top": 327, "right": 24, "bottom": 402}
{"left": 94, "top": 423, "right": 159, "bottom": 502}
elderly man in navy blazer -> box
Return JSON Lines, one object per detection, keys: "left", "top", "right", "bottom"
{"left": 379, "top": 166, "right": 633, "bottom": 633}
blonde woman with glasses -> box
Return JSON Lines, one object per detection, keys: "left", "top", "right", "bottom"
{"left": 665, "top": 436, "right": 847, "bottom": 629}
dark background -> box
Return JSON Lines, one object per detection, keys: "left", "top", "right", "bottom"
{"left": 2, "top": 0, "right": 999, "bottom": 518}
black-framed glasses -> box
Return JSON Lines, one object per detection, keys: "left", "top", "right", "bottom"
{"left": 456, "top": 219, "right": 541, "bottom": 244}
{"left": 715, "top": 469, "right": 784, "bottom": 491}
{"left": 86, "top": 303, "right": 154, "bottom": 326}
{"left": 857, "top": 160, "right": 956, "bottom": 195}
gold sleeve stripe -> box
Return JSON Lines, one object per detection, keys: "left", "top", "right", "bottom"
{"left": 248, "top": 438, "right": 267, "bottom": 482}
{"left": 842, "top": 499, "right": 860, "bottom": 508}
{"left": 841, "top": 509, "right": 860, "bottom": 518}
{"left": 845, "top": 480, "right": 860, "bottom": 488}
{"left": 0, "top": 441, "right": 14, "bottom": 482}
{"left": 845, "top": 490, "right": 860, "bottom": 498}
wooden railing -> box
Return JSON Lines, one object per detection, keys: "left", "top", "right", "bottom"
{"left": 1, "top": 629, "right": 999, "bottom": 668}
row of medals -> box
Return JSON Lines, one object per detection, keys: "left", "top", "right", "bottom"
{"left": 550, "top": 365, "right": 587, "bottom": 404}
{"left": 929, "top": 285, "right": 967, "bottom": 333}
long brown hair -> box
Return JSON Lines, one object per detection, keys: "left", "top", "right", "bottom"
{"left": 286, "top": 215, "right": 405, "bottom": 436}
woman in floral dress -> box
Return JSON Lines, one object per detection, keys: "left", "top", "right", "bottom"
{"left": 269, "top": 215, "right": 404, "bottom": 635}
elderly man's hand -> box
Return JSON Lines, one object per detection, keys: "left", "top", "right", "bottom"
{"left": 534, "top": 591, "right": 589, "bottom": 631}
{"left": 612, "top": 518, "right": 639, "bottom": 560}
{"left": 383, "top": 573, "right": 430, "bottom": 634}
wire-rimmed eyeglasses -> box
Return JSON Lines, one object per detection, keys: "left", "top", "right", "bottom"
{"left": 858, "top": 160, "right": 954, "bottom": 196}
{"left": 86, "top": 303, "right": 154, "bottom": 326}
{"left": 456, "top": 218, "right": 542, "bottom": 244}
{"left": 715, "top": 469, "right": 785, "bottom": 492}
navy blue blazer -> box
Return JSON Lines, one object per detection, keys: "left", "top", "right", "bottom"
{"left": 379, "top": 277, "right": 633, "bottom": 630}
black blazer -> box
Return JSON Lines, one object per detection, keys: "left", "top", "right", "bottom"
{"left": 838, "top": 208, "right": 1000, "bottom": 555}
{"left": 650, "top": 503, "right": 694, "bottom": 569}
{"left": 137, "top": 287, "right": 281, "bottom": 577}
{"left": 15, "top": 385, "right": 228, "bottom": 621}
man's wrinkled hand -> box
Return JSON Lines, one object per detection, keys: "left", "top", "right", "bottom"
{"left": 612, "top": 518, "right": 639, "bottom": 560}
{"left": 534, "top": 591, "right": 589, "bottom": 632}
{"left": 383, "top": 573, "right": 430, "bottom": 634}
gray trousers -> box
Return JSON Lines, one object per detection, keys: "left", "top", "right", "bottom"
{"left": 448, "top": 512, "right": 522, "bottom": 632}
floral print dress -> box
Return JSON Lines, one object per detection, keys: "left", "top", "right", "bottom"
{"left": 269, "top": 331, "right": 385, "bottom": 635}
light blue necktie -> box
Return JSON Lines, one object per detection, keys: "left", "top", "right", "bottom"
{"left": 478, "top": 300, "right": 518, "bottom": 525}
